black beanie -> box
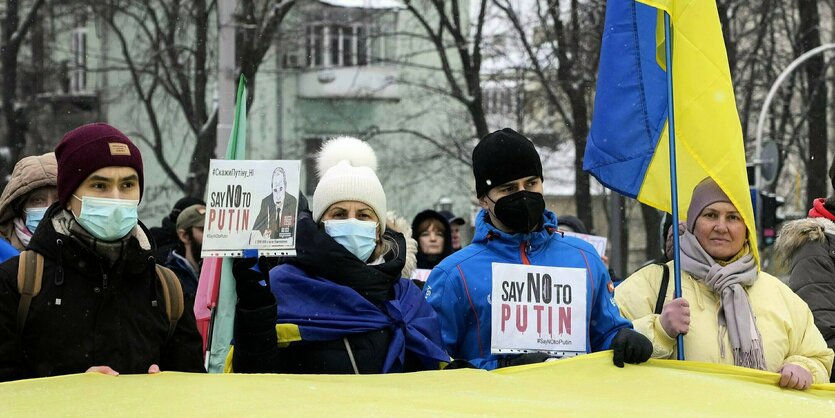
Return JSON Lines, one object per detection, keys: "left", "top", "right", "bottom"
{"left": 472, "top": 128, "right": 543, "bottom": 197}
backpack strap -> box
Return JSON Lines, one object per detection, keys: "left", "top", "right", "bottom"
{"left": 16, "top": 250, "right": 45, "bottom": 334}
{"left": 155, "top": 265, "right": 184, "bottom": 339}
{"left": 654, "top": 263, "right": 670, "bottom": 315}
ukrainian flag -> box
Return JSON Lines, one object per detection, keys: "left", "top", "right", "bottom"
{"left": 584, "top": 0, "right": 758, "bottom": 263}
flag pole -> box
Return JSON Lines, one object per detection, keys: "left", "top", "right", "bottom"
{"left": 663, "top": 12, "right": 685, "bottom": 361}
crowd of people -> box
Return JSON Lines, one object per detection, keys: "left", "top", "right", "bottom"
{"left": 0, "top": 122, "right": 831, "bottom": 391}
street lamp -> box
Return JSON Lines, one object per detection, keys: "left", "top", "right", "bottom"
{"left": 754, "top": 43, "right": 835, "bottom": 246}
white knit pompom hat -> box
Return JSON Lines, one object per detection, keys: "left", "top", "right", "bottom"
{"left": 312, "top": 136, "right": 386, "bottom": 223}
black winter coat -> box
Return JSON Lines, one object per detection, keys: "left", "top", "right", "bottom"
{"left": 0, "top": 206, "right": 205, "bottom": 381}
{"left": 233, "top": 216, "right": 414, "bottom": 374}
{"left": 775, "top": 216, "right": 835, "bottom": 382}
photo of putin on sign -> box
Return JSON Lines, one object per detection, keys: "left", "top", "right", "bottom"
{"left": 252, "top": 167, "right": 298, "bottom": 241}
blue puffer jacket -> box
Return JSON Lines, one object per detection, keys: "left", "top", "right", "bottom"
{"left": 0, "top": 239, "right": 17, "bottom": 263}
{"left": 424, "top": 209, "right": 631, "bottom": 370}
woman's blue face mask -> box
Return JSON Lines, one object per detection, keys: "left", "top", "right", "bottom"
{"left": 24, "top": 207, "right": 48, "bottom": 232}
{"left": 323, "top": 218, "right": 378, "bottom": 262}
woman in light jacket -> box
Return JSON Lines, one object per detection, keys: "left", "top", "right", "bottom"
{"left": 615, "top": 178, "right": 833, "bottom": 390}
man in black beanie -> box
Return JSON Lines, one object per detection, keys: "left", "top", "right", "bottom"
{"left": 424, "top": 128, "right": 652, "bottom": 369}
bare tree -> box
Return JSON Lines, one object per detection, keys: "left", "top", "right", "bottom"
{"left": 1, "top": 0, "right": 47, "bottom": 183}
{"left": 796, "top": 0, "right": 828, "bottom": 205}
{"left": 493, "top": 0, "right": 604, "bottom": 231}
{"left": 88, "top": 0, "right": 294, "bottom": 197}
{"left": 236, "top": 0, "right": 294, "bottom": 108}
{"left": 402, "top": 0, "right": 490, "bottom": 139}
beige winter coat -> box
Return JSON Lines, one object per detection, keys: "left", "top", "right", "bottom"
{"left": 0, "top": 153, "right": 57, "bottom": 249}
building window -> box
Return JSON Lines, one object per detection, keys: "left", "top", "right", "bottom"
{"left": 70, "top": 27, "right": 87, "bottom": 93}
{"left": 305, "top": 23, "right": 376, "bottom": 68}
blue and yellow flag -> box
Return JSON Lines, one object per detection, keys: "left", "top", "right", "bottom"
{"left": 268, "top": 264, "right": 450, "bottom": 372}
{"left": 584, "top": 0, "right": 758, "bottom": 263}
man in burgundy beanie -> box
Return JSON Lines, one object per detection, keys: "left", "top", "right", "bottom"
{"left": 0, "top": 122, "right": 204, "bottom": 382}
{"left": 55, "top": 122, "right": 145, "bottom": 207}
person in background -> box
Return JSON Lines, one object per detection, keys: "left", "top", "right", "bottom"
{"left": 165, "top": 204, "right": 206, "bottom": 299}
{"left": 412, "top": 209, "right": 453, "bottom": 269}
{"left": 0, "top": 153, "right": 58, "bottom": 251}
{"left": 773, "top": 165, "right": 835, "bottom": 382}
{"left": 409, "top": 209, "right": 453, "bottom": 288}
{"left": 616, "top": 178, "right": 833, "bottom": 390}
{"left": 556, "top": 215, "right": 588, "bottom": 235}
{"left": 424, "top": 128, "right": 652, "bottom": 370}
{"left": 438, "top": 210, "right": 466, "bottom": 251}
{"left": 232, "top": 136, "right": 449, "bottom": 374}
{"left": 0, "top": 122, "right": 204, "bottom": 381}
{"left": 149, "top": 196, "right": 205, "bottom": 262}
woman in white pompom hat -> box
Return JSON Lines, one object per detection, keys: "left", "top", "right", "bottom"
{"left": 232, "top": 137, "right": 454, "bottom": 374}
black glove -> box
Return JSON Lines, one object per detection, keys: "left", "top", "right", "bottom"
{"left": 498, "top": 352, "right": 551, "bottom": 368}
{"left": 443, "top": 359, "right": 477, "bottom": 370}
{"left": 611, "top": 328, "right": 653, "bottom": 368}
{"left": 232, "top": 256, "right": 275, "bottom": 309}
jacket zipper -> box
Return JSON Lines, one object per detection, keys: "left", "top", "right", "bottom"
{"left": 519, "top": 241, "right": 531, "bottom": 265}
{"left": 102, "top": 272, "right": 108, "bottom": 290}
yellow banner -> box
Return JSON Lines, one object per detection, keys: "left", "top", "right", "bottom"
{"left": 2, "top": 352, "right": 833, "bottom": 416}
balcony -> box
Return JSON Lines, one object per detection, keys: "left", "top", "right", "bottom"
{"left": 297, "top": 66, "right": 399, "bottom": 99}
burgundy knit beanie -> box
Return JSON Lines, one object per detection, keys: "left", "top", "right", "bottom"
{"left": 686, "top": 178, "right": 731, "bottom": 232}
{"left": 55, "top": 123, "right": 144, "bottom": 207}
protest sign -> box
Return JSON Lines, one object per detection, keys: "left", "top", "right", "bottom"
{"left": 409, "top": 269, "right": 432, "bottom": 282}
{"left": 491, "top": 263, "right": 587, "bottom": 356}
{"left": 202, "top": 159, "right": 301, "bottom": 257}
{"left": 561, "top": 231, "right": 607, "bottom": 257}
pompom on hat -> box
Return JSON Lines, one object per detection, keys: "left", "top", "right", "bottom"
{"left": 312, "top": 136, "right": 386, "bottom": 223}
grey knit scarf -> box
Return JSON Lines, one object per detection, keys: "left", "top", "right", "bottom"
{"left": 52, "top": 210, "right": 148, "bottom": 267}
{"left": 679, "top": 230, "right": 766, "bottom": 371}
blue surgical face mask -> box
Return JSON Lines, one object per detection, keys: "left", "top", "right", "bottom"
{"left": 323, "top": 219, "right": 378, "bottom": 262}
{"left": 24, "top": 207, "right": 48, "bottom": 232}
{"left": 73, "top": 195, "right": 139, "bottom": 241}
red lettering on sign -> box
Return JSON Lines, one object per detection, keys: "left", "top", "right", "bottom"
{"left": 533, "top": 305, "right": 545, "bottom": 334}
{"left": 516, "top": 305, "right": 528, "bottom": 332}
{"left": 208, "top": 209, "right": 217, "bottom": 230}
{"left": 559, "top": 307, "right": 571, "bottom": 335}
{"left": 501, "top": 304, "right": 511, "bottom": 332}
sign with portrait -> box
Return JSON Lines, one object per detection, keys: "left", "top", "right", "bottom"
{"left": 202, "top": 159, "right": 301, "bottom": 257}
{"left": 491, "top": 263, "right": 587, "bottom": 356}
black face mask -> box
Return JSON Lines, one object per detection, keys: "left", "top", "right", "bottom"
{"left": 490, "top": 191, "right": 545, "bottom": 233}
